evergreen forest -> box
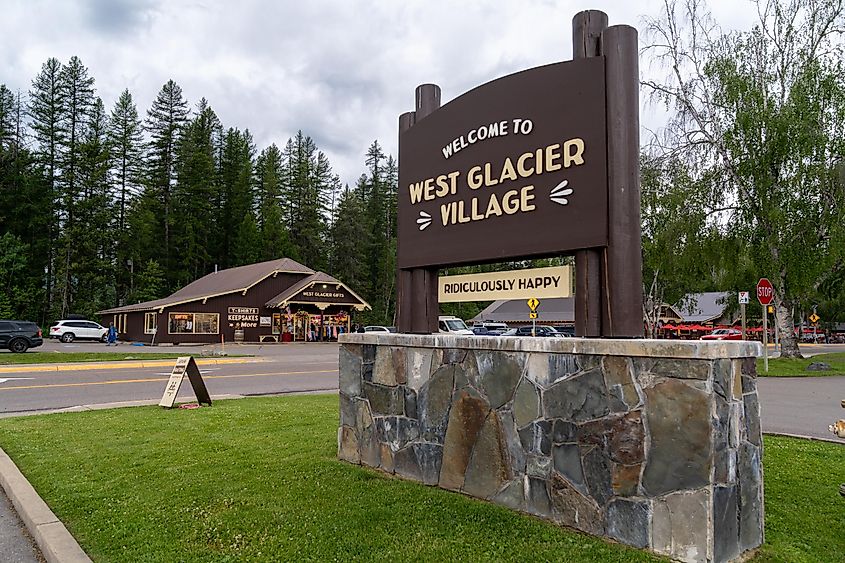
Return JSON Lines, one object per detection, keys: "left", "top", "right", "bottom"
{"left": 0, "top": 57, "right": 402, "bottom": 325}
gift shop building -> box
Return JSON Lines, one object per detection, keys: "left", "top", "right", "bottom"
{"left": 98, "top": 258, "right": 370, "bottom": 344}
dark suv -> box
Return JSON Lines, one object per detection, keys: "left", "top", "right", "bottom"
{"left": 515, "top": 325, "right": 560, "bottom": 337}
{"left": 0, "top": 320, "right": 43, "bottom": 353}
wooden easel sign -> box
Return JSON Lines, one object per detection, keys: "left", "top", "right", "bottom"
{"left": 159, "top": 356, "right": 212, "bottom": 408}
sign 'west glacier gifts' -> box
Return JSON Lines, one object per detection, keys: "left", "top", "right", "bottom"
{"left": 398, "top": 59, "right": 607, "bottom": 269}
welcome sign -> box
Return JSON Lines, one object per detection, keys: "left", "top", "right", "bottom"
{"left": 398, "top": 59, "right": 607, "bottom": 269}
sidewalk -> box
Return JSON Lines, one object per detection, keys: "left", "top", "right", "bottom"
{"left": 0, "top": 487, "right": 42, "bottom": 563}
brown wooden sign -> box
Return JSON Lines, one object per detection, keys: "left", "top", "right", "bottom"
{"left": 159, "top": 356, "right": 212, "bottom": 408}
{"left": 396, "top": 10, "right": 642, "bottom": 338}
{"left": 398, "top": 59, "right": 607, "bottom": 269}
{"left": 294, "top": 286, "right": 357, "bottom": 305}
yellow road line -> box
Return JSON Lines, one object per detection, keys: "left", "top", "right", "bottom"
{"left": 0, "top": 369, "right": 337, "bottom": 391}
{"left": 0, "top": 357, "right": 261, "bottom": 373}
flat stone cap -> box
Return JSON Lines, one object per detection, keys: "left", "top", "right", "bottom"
{"left": 338, "top": 334, "right": 762, "bottom": 359}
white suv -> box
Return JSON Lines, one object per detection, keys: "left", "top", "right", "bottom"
{"left": 49, "top": 320, "right": 109, "bottom": 343}
{"left": 438, "top": 316, "right": 474, "bottom": 335}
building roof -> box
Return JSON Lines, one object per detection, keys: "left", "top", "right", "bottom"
{"left": 675, "top": 292, "right": 731, "bottom": 323}
{"left": 265, "top": 271, "right": 371, "bottom": 310}
{"left": 470, "top": 298, "right": 574, "bottom": 324}
{"left": 98, "top": 258, "right": 314, "bottom": 314}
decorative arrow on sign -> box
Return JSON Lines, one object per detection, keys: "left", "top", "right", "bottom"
{"left": 550, "top": 179, "right": 574, "bottom": 205}
{"left": 417, "top": 210, "right": 432, "bottom": 231}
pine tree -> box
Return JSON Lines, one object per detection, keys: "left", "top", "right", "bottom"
{"left": 132, "top": 259, "right": 166, "bottom": 303}
{"left": 218, "top": 127, "right": 255, "bottom": 267}
{"left": 284, "top": 131, "right": 335, "bottom": 270}
{"left": 145, "top": 79, "right": 189, "bottom": 287}
{"left": 232, "top": 211, "right": 262, "bottom": 266}
{"left": 0, "top": 86, "right": 50, "bottom": 322}
{"left": 73, "top": 97, "right": 114, "bottom": 316}
{"left": 28, "top": 57, "right": 65, "bottom": 318}
{"left": 108, "top": 89, "right": 144, "bottom": 306}
{"left": 255, "top": 144, "right": 294, "bottom": 259}
{"left": 0, "top": 233, "right": 31, "bottom": 318}
{"left": 0, "top": 85, "right": 16, "bottom": 150}
{"left": 54, "top": 56, "right": 96, "bottom": 317}
{"left": 328, "top": 185, "right": 367, "bottom": 292}
{"left": 173, "top": 99, "right": 219, "bottom": 283}
{"left": 355, "top": 141, "right": 398, "bottom": 323}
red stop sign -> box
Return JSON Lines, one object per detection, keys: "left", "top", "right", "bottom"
{"left": 757, "top": 278, "right": 774, "bottom": 305}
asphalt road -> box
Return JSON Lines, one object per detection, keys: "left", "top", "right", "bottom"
{"left": 0, "top": 343, "right": 340, "bottom": 417}
{"left": 2, "top": 340, "right": 843, "bottom": 440}
{"left": 757, "top": 375, "right": 845, "bottom": 441}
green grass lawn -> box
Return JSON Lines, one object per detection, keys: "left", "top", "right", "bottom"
{"left": 0, "top": 352, "right": 235, "bottom": 365}
{"left": 758, "top": 352, "right": 845, "bottom": 376}
{"left": 0, "top": 396, "right": 842, "bottom": 562}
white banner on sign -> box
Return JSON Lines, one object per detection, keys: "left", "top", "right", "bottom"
{"left": 438, "top": 266, "right": 573, "bottom": 303}
{"left": 159, "top": 357, "right": 190, "bottom": 408}
{"left": 159, "top": 356, "right": 212, "bottom": 408}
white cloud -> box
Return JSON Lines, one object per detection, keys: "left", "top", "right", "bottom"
{"left": 0, "top": 0, "right": 758, "bottom": 186}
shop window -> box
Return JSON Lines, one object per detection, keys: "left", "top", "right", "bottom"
{"left": 168, "top": 312, "right": 218, "bottom": 334}
{"left": 169, "top": 313, "right": 193, "bottom": 333}
{"left": 194, "top": 313, "right": 219, "bottom": 334}
{"left": 144, "top": 313, "right": 157, "bottom": 334}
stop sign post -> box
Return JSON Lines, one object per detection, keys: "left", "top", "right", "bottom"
{"left": 757, "top": 278, "right": 773, "bottom": 372}
{"left": 757, "top": 278, "right": 774, "bottom": 305}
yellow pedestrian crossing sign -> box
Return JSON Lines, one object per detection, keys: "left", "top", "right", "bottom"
{"left": 527, "top": 298, "right": 540, "bottom": 311}
{"left": 529, "top": 312, "right": 538, "bottom": 319}
{"left": 810, "top": 313, "right": 820, "bottom": 323}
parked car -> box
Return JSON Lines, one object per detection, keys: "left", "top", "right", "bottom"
{"left": 471, "top": 326, "right": 491, "bottom": 336}
{"left": 0, "top": 320, "right": 43, "bottom": 353}
{"left": 472, "top": 322, "right": 509, "bottom": 335}
{"left": 363, "top": 325, "right": 396, "bottom": 333}
{"left": 800, "top": 330, "right": 826, "bottom": 343}
{"left": 514, "top": 325, "right": 561, "bottom": 337}
{"left": 438, "top": 316, "right": 474, "bottom": 335}
{"left": 49, "top": 319, "right": 109, "bottom": 343}
{"left": 554, "top": 326, "right": 575, "bottom": 337}
{"left": 700, "top": 328, "right": 742, "bottom": 341}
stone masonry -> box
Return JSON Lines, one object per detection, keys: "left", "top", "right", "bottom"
{"left": 337, "top": 334, "right": 763, "bottom": 563}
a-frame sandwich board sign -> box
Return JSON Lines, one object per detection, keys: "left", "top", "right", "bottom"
{"left": 159, "top": 356, "right": 212, "bottom": 408}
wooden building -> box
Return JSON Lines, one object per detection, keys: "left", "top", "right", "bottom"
{"left": 98, "top": 258, "right": 370, "bottom": 344}
{"left": 471, "top": 298, "right": 575, "bottom": 327}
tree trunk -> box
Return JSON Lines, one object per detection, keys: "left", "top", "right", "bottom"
{"left": 775, "top": 299, "right": 801, "bottom": 358}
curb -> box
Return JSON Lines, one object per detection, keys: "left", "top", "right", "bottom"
{"left": 0, "top": 357, "right": 261, "bottom": 374}
{"left": 763, "top": 431, "right": 845, "bottom": 444}
{"left": 0, "top": 448, "right": 90, "bottom": 562}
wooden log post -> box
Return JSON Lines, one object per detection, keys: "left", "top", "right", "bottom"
{"left": 603, "top": 24, "right": 643, "bottom": 337}
{"left": 396, "top": 111, "right": 416, "bottom": 333}
{"left": 572, "top": 10, "right": 607, "bottom": 338}
{"left": 397, "top": 85, "right": 441, "bottom": 334}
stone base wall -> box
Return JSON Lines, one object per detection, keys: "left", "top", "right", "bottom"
{"left": 337, "top": 334, "right": 763, "bottom": 563}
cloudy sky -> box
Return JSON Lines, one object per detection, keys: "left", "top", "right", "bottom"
{"left": 1, "top": 0, "right": 758, "bottom": 187}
